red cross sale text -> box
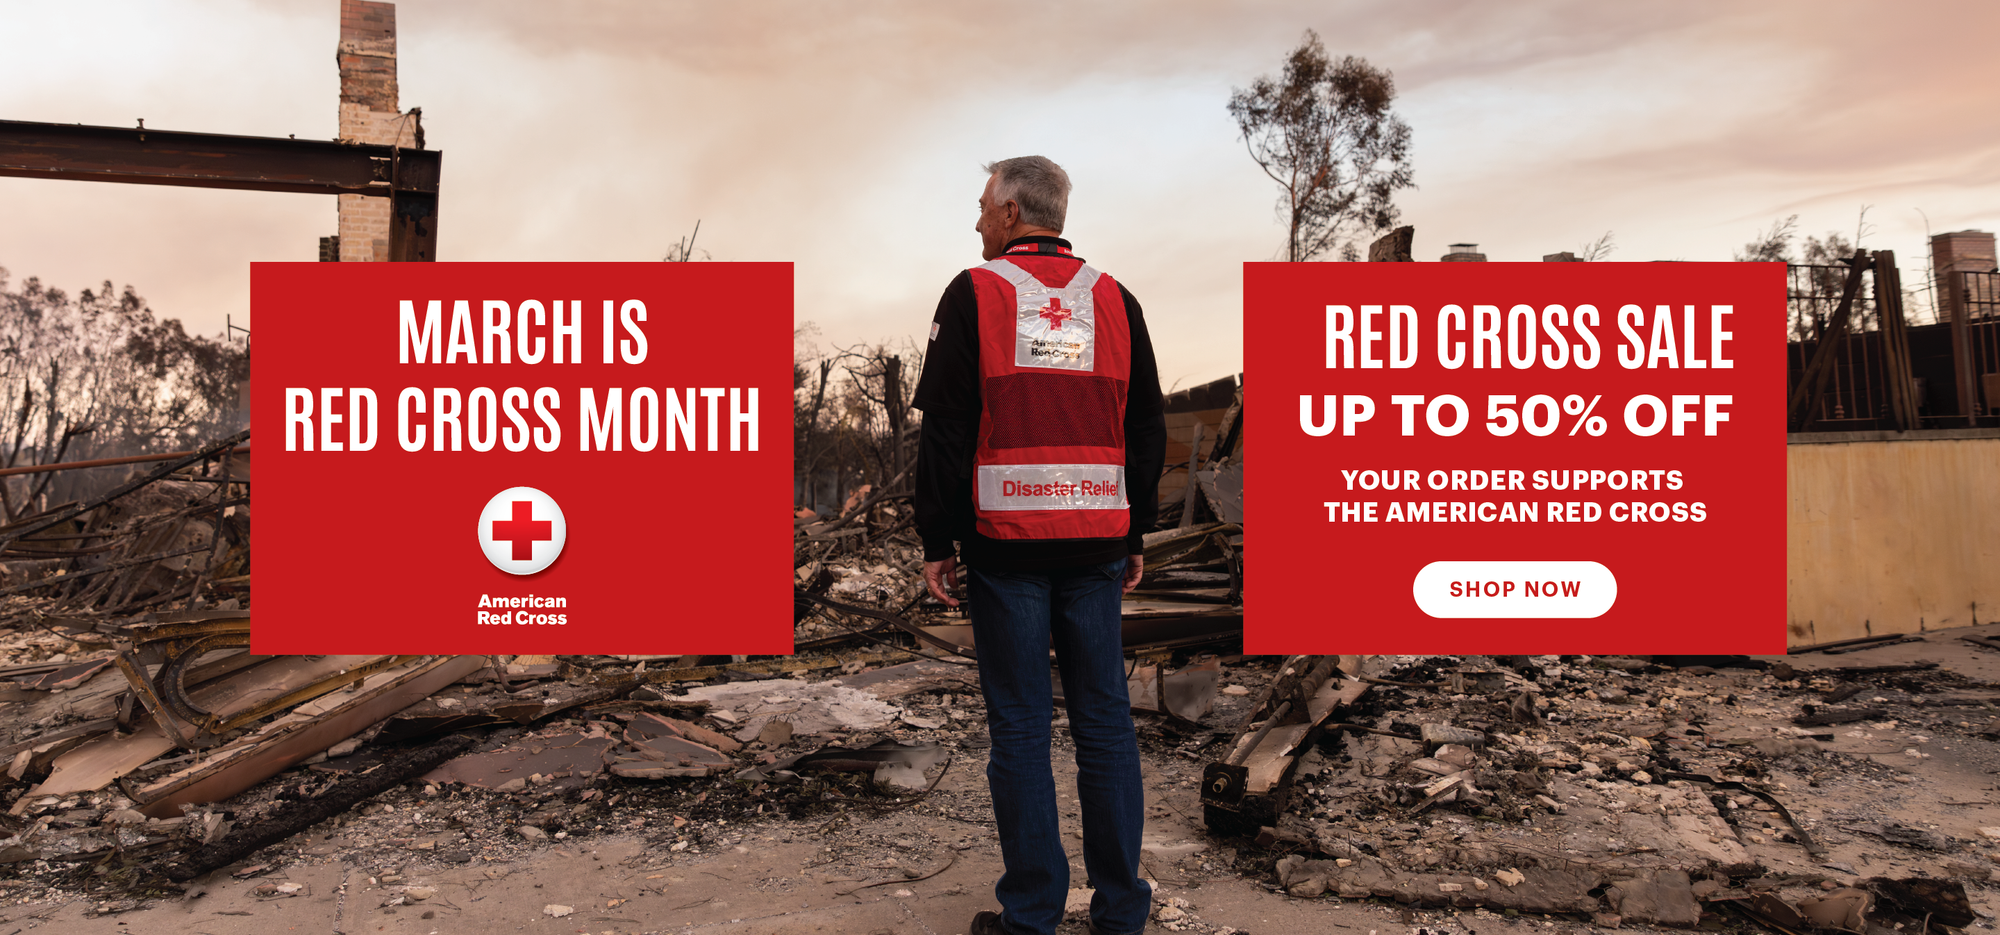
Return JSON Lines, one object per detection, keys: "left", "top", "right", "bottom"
{"left": 1303, "top": 301, "right": 1730, "bottom": 527}
{"left": 280, "top": 298, "right": 759, "bottom": 455}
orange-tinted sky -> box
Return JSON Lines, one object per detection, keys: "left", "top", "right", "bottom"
{"left": 4, "top": 1, "right": 1998, "bottom": 389}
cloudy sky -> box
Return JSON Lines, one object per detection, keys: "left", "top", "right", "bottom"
{"left": 4, "top": 1, "right": 1998, "bottom": 391}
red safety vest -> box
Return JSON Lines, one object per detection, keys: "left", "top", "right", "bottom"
{"left": 968, "top": 251, "right": 1132, "bottom": 540}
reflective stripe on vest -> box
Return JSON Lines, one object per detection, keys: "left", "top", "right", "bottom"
{"left": 969, "top": 256, "right": 1131, "bottom": 540}
{"left": 976, "top": 463, "right": 1129, "bottom": 511}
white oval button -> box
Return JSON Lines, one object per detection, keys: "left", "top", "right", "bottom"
{"left": 1412, "top": 562, "right": 1617, "bottom": 618}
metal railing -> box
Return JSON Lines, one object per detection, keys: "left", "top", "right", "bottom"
{"left": 1955, "top": 271, "right": 2000, "bottom": 419}
{"left": 1786, "top": 260, "right": 1897, "bottom": 430}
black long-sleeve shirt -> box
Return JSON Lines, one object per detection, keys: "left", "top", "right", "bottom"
{"left": 911, "top": 236, "right": 1168, "bottom": 572}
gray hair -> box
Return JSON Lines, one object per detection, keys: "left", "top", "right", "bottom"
{"left": 983, "top": 156, "right": 1070, "bottom": 232}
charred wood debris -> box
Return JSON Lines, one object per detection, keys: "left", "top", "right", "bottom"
{"left": 0, "top": 414, "right": 1987, "bottom": 935}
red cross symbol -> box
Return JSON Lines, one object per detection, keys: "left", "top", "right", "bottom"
{"left": 1038, "top": 297, "right": 1074, "bottom": 330}
{"left": 491, "top": 500, "right": 552, "bottom": 561}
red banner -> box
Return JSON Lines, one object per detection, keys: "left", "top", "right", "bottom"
{"left": 1245, "top": 262, "right": 1786, "bottom": 652}
{"left": 250, "top": 262, "right": 794, "bottom": 654}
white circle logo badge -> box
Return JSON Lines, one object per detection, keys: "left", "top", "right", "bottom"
{"left": 478, "top": 487, "right": 566, "bottom": 575}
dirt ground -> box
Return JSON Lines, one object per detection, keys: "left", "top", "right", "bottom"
{"left": 0, "top": 744, "right": 1634, "bottom": 935}
{"left": 7, "top": 629, "right": 2000, "bottom": 935}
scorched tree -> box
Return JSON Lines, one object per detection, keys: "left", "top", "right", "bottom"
{"left": 1229, "top": 30, "right": 1414, "bottom": 262}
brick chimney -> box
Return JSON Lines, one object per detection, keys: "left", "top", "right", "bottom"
{"left": 1931, "top": 230, "right": 1997, "bottom": 323}
{"left": 335, "top": 1, "right": 411, "bottom": 262}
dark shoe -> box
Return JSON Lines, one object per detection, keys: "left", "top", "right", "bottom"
{"left": 970, "top": 910, "right": 1008, "bottom": 935}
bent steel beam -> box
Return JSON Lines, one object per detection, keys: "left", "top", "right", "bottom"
{"left": 0, "top": 119, "right": 440, "bottom": 260}
{"left": 0, "top": 119, "right": 439, "bottom": 195}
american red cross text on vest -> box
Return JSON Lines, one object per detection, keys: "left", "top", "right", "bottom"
{"left": 492, "top": 500, "right": 553, "bottom": 560}
{"left": 1039, "top": 298, "right": 1074, "bottom": 330}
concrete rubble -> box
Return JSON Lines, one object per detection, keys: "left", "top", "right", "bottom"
{"left": 1213, "top": 648, "right": 2000, "bottom": 932}
{"left": 4, "top": 614, "right": 1998, "bottom": 935}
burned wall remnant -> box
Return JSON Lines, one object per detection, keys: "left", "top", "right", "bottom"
{"left": 1931, "top": 230, "right": 1996, "bottom": 325}
{"left": 335, "top": 0, "right": 412, "bottom": 262}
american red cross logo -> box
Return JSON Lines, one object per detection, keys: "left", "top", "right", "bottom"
{"left": 491, "top": 500, "right": 553, "bottom": 560}
{"left": 478, "top": 486, "right": 566, "bottom": 575}
{"left": 1038, "top": 297, "right": 1074, "bottom": 330}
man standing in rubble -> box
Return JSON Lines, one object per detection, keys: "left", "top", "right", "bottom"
{"left": 913, "top": 156, "right": 1167, "bottom": 935}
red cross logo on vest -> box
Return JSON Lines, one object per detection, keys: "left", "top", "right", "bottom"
{"left": 1038, "top": 297, "right": 1074, "bottom": 330}
{"left": 478, "top": 486, "right": 568, "bottom": 575}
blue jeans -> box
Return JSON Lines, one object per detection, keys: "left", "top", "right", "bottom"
{"left": 968, "top": 558, "right": 1148, "bottom": 935}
